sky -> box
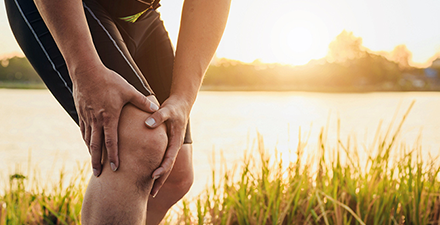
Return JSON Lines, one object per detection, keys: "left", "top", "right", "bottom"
{"left": 1, "top": 0, "right": 440, "bottom": 67}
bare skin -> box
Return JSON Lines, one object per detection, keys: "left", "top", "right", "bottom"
{"left": 81, "top": 104, "right": 194, "bottom": 224}
{"left": 146, "top": 144, "right": 193, "bottom": 224}
{"left": 33, "top": 0, "right": 230, "bottom": 223}
{"left": 81, "top": 104, "right": 167, "bottom": 224}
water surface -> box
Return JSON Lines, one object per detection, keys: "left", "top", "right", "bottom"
{"left": 1, "top": 89, "right": 439, "bottom": 196}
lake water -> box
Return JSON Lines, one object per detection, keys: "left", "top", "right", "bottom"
{"left": 1, "top": 89, "right": 440, "bottom": 196}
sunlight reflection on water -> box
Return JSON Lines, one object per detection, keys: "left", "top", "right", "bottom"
{"left": 1, "top": 89, "right": 439, "bottom": 196}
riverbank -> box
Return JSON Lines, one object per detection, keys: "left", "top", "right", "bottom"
{"left": 1, "top": 104, "right": 439, "bottom": 224}
{"left": 0, "top": 81, "right": 45, "bottom": 89}
{"left": 2, "top": 81, "right": 440, "bottom": 93}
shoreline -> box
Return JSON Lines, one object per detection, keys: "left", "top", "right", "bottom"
{"left": 2, "top": 83, "right": 440, "bottom": 93}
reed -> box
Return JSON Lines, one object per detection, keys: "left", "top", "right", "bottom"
{"left": 166, "top": 101, "right": 440, "bottom": 224}
{"left": 0, "top": 162, "right": 88, "bottom": 224}
{"left": 2, "top": 102, "right": 440, "bottom": 224}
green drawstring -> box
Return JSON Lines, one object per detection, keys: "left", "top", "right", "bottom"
{"left": 119, "top": 8, "right": 149, "bottom": 23}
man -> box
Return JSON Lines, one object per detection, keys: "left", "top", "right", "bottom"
{"left": 5, "top": 0, "right": 230, "bottom": 223}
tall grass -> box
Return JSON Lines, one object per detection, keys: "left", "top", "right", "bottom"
{"left": 0, "top": 162, "right": 88, "bottom": 224}
{"left": 169, "top": 101, "right": 440, "bottom": 224}
{"left": 2, "top": 102, "right": 440, "bottom": 224}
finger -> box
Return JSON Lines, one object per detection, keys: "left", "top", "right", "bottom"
{"left": 84, "top": 125, "right": 91, "bottom": 153}
{"left": 90, "top": 123, "right": 103, "bottom": 177}
{"left": 152, "top": 138, "right": 181, "bottom": 178}
{"left": 103, "top": 113, "right": 119, "bottom": 172}
{"left": 150, "top": 144, "right": 181, "bottom": 197}
{"left": 150, "top": 171, "right": 170, "bottom": 198}
{"left": 80, "top": 119, "right": 90, "bottom": 154}
{"left": 129, "top": 90, "right": 159, "bottom": 113}
{"left": 145, "top": 108, "right": 170, "bottom": 128}
{"left": 80, "top": 120, "right": 85, "bottom": 141}
{"left": 150, "top": 131, "right": 183, "bottom": 197}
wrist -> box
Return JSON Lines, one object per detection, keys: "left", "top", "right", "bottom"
{"left": 68, "top": 59, "right": 104, "bottom": 84}
{"left": 167, "top": 94, "right": 195, "bottom": 113}
{"left": 169, "top": 75, "right": 203, "bottom": 107}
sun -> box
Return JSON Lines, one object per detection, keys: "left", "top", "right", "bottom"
{"left": 287, "top": 26, "right": 314, "bottom": 54}
{"left": 269, "top": 10, "right": 330, "bottom": 66}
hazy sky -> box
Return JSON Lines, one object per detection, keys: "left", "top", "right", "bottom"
{"left": 1, "top": 0, "right": 440, "bottom": 66}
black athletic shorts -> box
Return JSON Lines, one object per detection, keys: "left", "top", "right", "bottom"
{"left": 5, "top": 0, "right": 192, "bottom": 144}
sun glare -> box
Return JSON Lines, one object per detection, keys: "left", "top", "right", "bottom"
{"left": 269, "top": 10, "right": 330, "bottom": 66}
{"left": 287, "top": 27, "right": 313, "bottom": 54}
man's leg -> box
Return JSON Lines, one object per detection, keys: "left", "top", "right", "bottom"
{"left": 146, "top": 144, "right": 194, "bottom": 224}
{"left": 81, "top": 104, "right": 168, "bottom": 224}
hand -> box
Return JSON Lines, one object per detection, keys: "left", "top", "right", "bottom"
{"left": 144, "top": 95, "right": 191, "bottom": 197}
{"left": 73, "top": 65, "right": 159, "bottom": 177}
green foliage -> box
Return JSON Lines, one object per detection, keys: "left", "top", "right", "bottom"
{"left": 0, "top": 163, "right": 88, "bottom": 225}
{"left": 167, "top": 102, "right": 440, "bottom": 224}
{"left": 203, "top": 54, "right": 404, "bottom": 91}
{"left": 203, "top": 31, "right": 436, "bottom": 91}
{"left": 1, "top": 104, "right": 440, "bottom": 224}
{"left": 0, "top": 57, "right": 42, "bottom": 83}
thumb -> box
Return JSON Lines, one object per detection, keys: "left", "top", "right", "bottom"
{"left": 145, "top": 108, "right": 169, "bottom": 128}
{"left": 129, "top": 90, "right": 159, "bottom": 113}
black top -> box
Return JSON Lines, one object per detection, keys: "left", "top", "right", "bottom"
{"left": 97, "top": 0, "right": 161, "bottom": 18}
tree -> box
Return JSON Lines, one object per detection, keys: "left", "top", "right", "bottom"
{"left": 389, "top": 45, "right": 412, "bottom": 69}
{"left": 327, "top": 30, "right": 365, "bottom": 64}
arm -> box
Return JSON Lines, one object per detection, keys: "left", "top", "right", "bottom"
{"left": 34, "top": 0, "right": 159, "bottom": 176}
{"left": 146, "top": 0, "right": 231, "bottom": 196}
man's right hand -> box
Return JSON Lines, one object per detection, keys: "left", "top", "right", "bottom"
{"left": 72, "top": 65, "right": 159, "bottom": 177}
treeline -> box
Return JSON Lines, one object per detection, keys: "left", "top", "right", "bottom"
{"left": 203, "top": 31, "right": 440, "bottom": 91}
{"left": 2, "top": 30, "right": 440, "bottom": 91}
{"left": 203, "top": 54, "right": 404, "bottom": 91}
{"left": 0, "top": 57, "right": 42, "bottom": 83}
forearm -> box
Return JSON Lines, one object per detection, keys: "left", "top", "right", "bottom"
{"left": 171, "top": 0, "right": 231, "bottom": 107}
{"left": 34, "top": 0, "right": 102, "bottom": 80}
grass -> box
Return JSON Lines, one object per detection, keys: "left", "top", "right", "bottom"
{"left": 2, "top": 101, "right": 440, "bottom": 224}
{"left": 0, "top": 81, "right": 46, "bottom": 89}
{"left": 0, "top": 163, "right": 88, "bottom": 224}
{"left": 167, "top": 101, "right": 440, "bottom": 224}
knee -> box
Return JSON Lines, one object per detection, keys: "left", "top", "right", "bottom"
{"left": 173, "top": 169, "right": 194, "bottom": 198}
{"left": 156, "top": 169, "right": 193, "bottom": 210}
{"left": 118, "top": 104, "right": 168, "bottom": 190}
{"left": 162, "top": 145, "right": 194, "bottom": 203}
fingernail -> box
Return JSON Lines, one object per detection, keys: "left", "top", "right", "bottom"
{"left": 153, "top": 175, "right": 160, "bottom": 180}
{"left": 145, "top": 117, "right": 156, "bottom": 127}
{"left": 152, "top": 190, "right": 159, "bottom": 198}
{"left": 150, "top": 103, "right": 159, "bottom": 111}
{"left": 93, "top": 168, "right": 100, "bottom": 177}
{"left": 111, "top": 162, "right": 118, "bottom": 172}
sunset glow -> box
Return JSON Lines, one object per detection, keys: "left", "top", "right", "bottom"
{"left": 268, "top": 10, "right": 330, "bottom": 65}
{"left": 1, "top": 0, "right": 440, "bottom": 66}
{"left": 210, "top": 0, "right": 440, "bottom": 67}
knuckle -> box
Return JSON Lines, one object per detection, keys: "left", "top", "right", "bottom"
{"left": 154, "top": 110, "right": 164, "bottom": 121}
{"left": 169, "top": 107, "right": 178, "bottom": 116}
{"left": 84, "top": 136, "right": 91, "bottom": 144}
{"left": 105, "top": 138, "right": 117, "bottom": 148}
{"left": 91, "top": 115, "right": 98, "bottom": 123}
{"left": 89, "top": 142, "right": 101, "bottom": 152}
{"left": 101, "top": 112, "right": 114, "bottom": 125}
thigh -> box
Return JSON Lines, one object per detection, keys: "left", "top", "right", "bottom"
{"left": 5, "top": 0, "right": 77, "bottom": 122}
{"left": 5, "top": 0, "right": 155, "bottom": 125}
{"left": 121, "top": 12, "right": 193, "bottom": 144}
